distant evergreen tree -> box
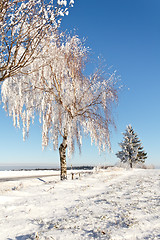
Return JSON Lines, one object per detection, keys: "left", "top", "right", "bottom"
{"left": 116, "top": 125, "right": 147, "bottom": 168}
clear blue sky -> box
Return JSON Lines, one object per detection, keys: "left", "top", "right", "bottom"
{"left": 0, "top": 0, "right": 160, "bottom": 168}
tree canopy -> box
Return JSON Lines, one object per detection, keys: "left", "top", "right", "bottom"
{"left": 2, "top": 34, "right": 118, "bottom": 154}
{"left": 0, "top": 0, "right": 74, "bottom": 82}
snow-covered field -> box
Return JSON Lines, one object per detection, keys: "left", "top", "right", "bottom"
{"left": 0, "top": 168, "right": 160, "bottom": 240}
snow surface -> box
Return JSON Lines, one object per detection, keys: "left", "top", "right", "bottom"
{"left": 0, "top": 168, "right": 160, "bottom": 240}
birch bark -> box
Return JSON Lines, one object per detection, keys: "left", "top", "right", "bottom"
{"left": 59, "top": 131, "right": 67, "bottom": 180}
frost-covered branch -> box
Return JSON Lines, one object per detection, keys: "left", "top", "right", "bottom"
{"left": 0, "top": 0, "right": 74, "bottom": 82}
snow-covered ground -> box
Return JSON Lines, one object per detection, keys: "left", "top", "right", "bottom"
{"left": 0, "top": 168, "right": 160, "bottom": 240}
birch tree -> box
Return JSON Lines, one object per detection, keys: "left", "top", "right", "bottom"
{"left": 1, "top": 34, "right": 119, "bottom": 180}
{"left": 0, "top": 0, "right": 74, "bottom": 82}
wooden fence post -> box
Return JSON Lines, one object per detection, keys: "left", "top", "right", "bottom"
{"left": 71, "top": 173, "right": 74, "bottom": 180}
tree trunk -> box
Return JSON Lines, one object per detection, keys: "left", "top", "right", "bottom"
{"left": 59, "top": 133, "right": 67, "bottom": 180}
{"left": 129, "top": 152, "right": 133, "bottom": 168}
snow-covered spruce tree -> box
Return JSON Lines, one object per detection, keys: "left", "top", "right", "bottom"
{"left": 0, "top": 0, "right": 74, "bottom": 82}
{"left": 1, "top": 34, "right": 119, "bottom": 180}
{"left": 116, "top": 125, "right": 147, "bottom": 168}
